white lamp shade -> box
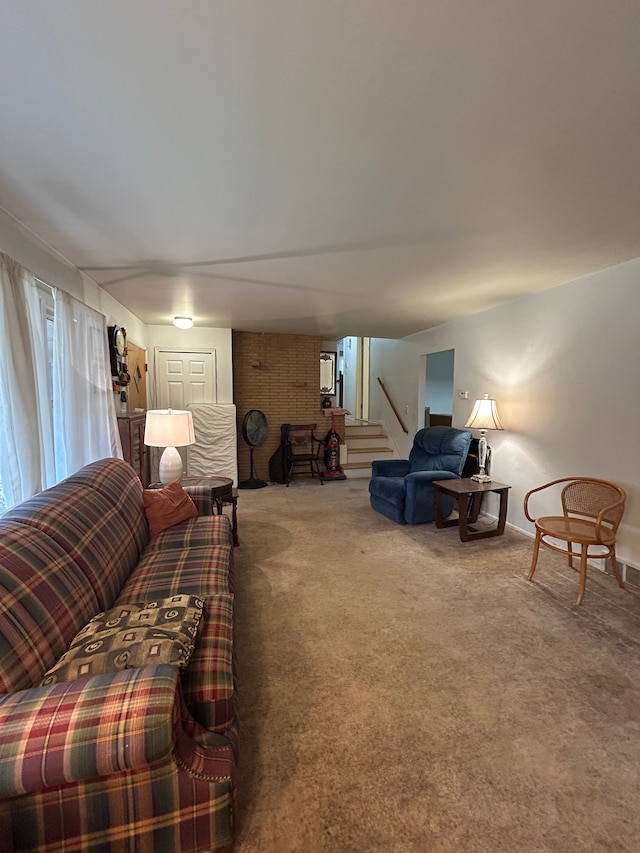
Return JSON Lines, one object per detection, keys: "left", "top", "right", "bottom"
{"left": 144, "top": 409, "right": 196, "bottom": 448}
{"left": 464, "top": 395, "right": 504, "bottom": 431}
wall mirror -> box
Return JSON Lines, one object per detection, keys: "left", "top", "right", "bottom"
{"left": 320, "top": 351, "right": 337, "bottom": 395}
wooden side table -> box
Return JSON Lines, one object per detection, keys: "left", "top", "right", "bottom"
{"left": 218, "top": 489, "right": 239, "bottom": 547}
{"left": 433, "top": 478, "right": 511, "bottom": 542}
{"left": 179, "top": 476, "right": 239, "bottom": 547}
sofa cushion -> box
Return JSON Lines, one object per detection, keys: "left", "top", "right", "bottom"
{"left": 121, "top": 543, "right": 234, "bottom": 600}
{"left": 143, "top": 481, "right": 199, "bottom": 537}
{"left": 0, "top": 521, "right": 101, "bottom": 692}
{"left": 144, "top": 514, "right": 233, "bottom": 552}
{"left": 180, "top": 593, "right": 236, "bottom": 734}
{"left": 62, "top": 457, "right": 150, "bottom": 556}
{"left": 2, "top": 478, "right": 145, "bottom": 613}
{"left": 40, "top": 595, "right": 204, "bottom": 685}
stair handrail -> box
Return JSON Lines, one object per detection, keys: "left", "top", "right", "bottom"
{"left": 377, "top": 377, "right": 409, "bottom": 434}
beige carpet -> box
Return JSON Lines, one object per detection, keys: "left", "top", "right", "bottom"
{"left": 231, "top": 478, "right": 640, "bottom": 852}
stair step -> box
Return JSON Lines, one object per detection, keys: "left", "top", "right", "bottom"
{"left": 343, "top": 420, "right": 395, "bottom": 476}
{"left": 342, "top": 461, "right": 373, "bottom": 479}
{"left": 345, "top": 424, "right": 385, "bottom": 436}
{"left": 345, "top": 431, "right": 386, "bottom": 440}
{"left": 347, "top": 436, "right": 390, "bottom": 449}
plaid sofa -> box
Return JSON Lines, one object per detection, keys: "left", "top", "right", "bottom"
{"left": 0, "top": 458, "right": 237, "bottom": 852}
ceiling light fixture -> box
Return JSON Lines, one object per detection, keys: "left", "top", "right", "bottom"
{"left": 173, "top": 316, "right": 194, "bottom": 329}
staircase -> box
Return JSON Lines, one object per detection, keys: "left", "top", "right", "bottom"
{"left": 342, "top": 419, "right": 395, "bottom": 479}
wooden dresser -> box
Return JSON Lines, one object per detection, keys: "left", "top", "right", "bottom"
{"left": 117, "top": 413, "right": 151, "bottom": 487}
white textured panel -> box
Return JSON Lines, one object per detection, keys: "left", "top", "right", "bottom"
{"left": 186, "top": 404, "right": 238, "bottom": 485}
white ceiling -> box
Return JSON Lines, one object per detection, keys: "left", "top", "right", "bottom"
{"left": 2, "top": 1, "right": 640, "bottom": 339}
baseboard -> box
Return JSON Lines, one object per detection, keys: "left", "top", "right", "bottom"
{"left": 501, "top": 519, "right": 640, "bottom": 587}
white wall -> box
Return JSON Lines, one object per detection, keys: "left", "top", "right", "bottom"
{"left": 146, "top": 325, "right": 234, "bottom": 406}
{"left": 82, "top": 274, "right": 148, "bottom": 346}
{"left": 0, "top": 208, "right": 84, "bottom": 298}
{"left": 399, "top": 258, "right": 640, "bottom": 568}
{"left": 369, "top": 337, "right": 422, "bottom": 458}
{"left": 1, "top": 209, "right": 147, "bottom": 345}
{"left": 339, "top": 336, "right": 359, "bottom": 415}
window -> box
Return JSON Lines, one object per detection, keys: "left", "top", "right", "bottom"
{"left": 0, "top": 257, "right": 121, "bottom": 511}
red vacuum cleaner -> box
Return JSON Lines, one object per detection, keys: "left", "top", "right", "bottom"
{"left": 323, "top": 412, "right": 346, "bottom": 480}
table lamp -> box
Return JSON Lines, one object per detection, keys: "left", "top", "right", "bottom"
{"left": 464, "top": 394, "right": 503, "bottom": 482}
{"left": 144, "top": 409, "right": 195, "bottom": 485}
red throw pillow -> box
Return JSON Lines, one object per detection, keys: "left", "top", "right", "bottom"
{"left": 143, "top": 481, "right": 198, "bottom": 537}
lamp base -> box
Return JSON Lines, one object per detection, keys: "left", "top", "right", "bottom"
{"left": 471, "top": 472, "right": 493, "bottom": 483}
{"left": 158, "top": 446, "right": 184, "bottom": 485}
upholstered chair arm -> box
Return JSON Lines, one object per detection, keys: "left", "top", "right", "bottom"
{"left": 182, "top": 484, "right": 214, "bottom": 515}
{"left": 405, "top": 469, "right": 458, "bottom": 490}
{"left": 371, "top": 459, "right": 410, "bottom": 478}
{"left": 0, "top": 665, "right": 180, "bottom": 798}
{"left": 403, "top": 470, "right": 459, "bottom": 524}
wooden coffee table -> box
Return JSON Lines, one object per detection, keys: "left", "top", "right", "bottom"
{"left": 433, "top": 478, "right": 511, "bottom": 542}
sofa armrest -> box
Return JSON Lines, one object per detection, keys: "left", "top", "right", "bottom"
{"left": 371, "top": 459, "right": 410, "bottom": 478}
{"left": 182, "top": 484, "right": 214, "bottom": 515}
{"left": 0, "top": 665, "right": 180, "bottom": 798}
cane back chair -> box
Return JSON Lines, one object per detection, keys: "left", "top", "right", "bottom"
{"left": 524, "top": 477, "right": 626, "bottom": 605}
{"left": 285, "top": 424, "right": 325, "bottom": 486}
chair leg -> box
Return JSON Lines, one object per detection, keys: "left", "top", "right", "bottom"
{"left": 527, "top": 530, "right": 542, "bottom": 581}
{"left": 610, "top": 549, "right": 625, "bottom": 590}
{"left": 576, "top": 545, "right": 588, "bottom": 605}
{"left": 567, "top": 541, "right": 574, "bottom": 568}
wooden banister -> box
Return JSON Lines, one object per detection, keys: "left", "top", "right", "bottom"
{"left": 377, "top": 378, "right": 409, "bottom": 434}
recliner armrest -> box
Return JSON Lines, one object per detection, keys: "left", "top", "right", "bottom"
{"left": 371, "top": 459, "right": 410, "bottom": 478}
{"left": 405, "top": 470, "right": 459, "bottom": 485}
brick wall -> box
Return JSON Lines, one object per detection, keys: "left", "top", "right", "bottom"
{"left": 233, "top": 331, "right": 344, "bottom": 482}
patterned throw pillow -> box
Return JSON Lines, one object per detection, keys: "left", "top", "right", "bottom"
{"left": 41, "top": 595, "right": 204, "bottom": 685}
{"left": 142, "top": 481, "right": 199, "bottom": 537}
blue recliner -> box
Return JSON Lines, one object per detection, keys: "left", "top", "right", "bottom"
{"left": 369, "top": 426, "right": 472, "bottom": 524}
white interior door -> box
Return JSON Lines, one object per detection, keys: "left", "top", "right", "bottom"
{"left": 152, "top": 348, "right": 217, "bottom": 479}
{"left": 154, "top": 348, "right": 217, "bottom": 408}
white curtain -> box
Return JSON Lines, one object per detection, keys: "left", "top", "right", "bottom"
{"left": 24, "top": 282, "right": 57, "bottom": 489}
{"left": 0, "top": 254, "right": 42, "bottom": 505}
{"left": 52, "top": 289, "right": 122, "bottom": 481}
{"left": 0, "top": 253, "right": 123, "bottom": 510}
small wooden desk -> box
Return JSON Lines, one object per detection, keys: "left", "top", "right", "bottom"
{"left": 433, "top": 478, "right": 511, "bottom": 542}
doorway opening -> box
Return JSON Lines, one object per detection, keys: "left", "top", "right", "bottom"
{"left": 338, "top": 336, "right": 370, "bottom": 420}
{"left": 424, "top": 349, "right": 454, "bottom": 427}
